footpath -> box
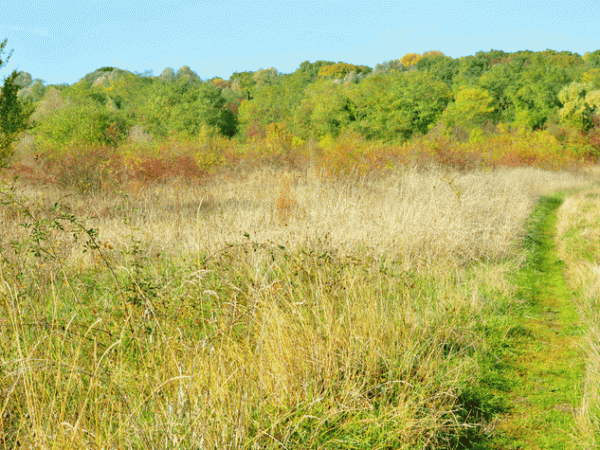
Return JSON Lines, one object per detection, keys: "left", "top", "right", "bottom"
{"left": 486, "top": 192, "right": 585, "bottom": 449}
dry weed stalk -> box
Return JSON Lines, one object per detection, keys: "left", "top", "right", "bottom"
{"left": 0, "top": 164, "right": 596, "bottom": 448}
{"left": 275, "top": 171, "right": 298, "bottom": 225}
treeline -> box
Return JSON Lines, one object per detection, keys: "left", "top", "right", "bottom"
{"left": 9, "top": 48, "right": 600, "bottom": 161}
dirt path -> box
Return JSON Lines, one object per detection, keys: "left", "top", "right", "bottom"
{"left": 488, "top": 194, "right": 585, "bottom": 449}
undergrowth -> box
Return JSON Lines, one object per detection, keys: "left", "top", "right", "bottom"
{"left": 0, "top": 161, "right": 594, "bottom": 449}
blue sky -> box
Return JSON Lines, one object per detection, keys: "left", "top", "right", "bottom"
{"left": 0, "top": 1, "right": 598, "bottom": 85}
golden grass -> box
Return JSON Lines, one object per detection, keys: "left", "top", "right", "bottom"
{"left": 556, "top": 185, "right": 600, "bottom": 447}
{"left": 1, "top": 164, "right": 592, "bottom": 270}
{"left": 0, "top": 164, "right": 595, "bottom": 448}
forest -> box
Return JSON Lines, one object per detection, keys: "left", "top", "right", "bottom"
{"left": 2, "top": 47, "right": 600, "bottom": 180}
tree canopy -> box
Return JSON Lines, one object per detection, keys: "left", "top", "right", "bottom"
{"left": 7, "top": 46, "right": 600, "bottom": 153}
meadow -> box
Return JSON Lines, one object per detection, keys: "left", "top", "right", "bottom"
{"left": 1, "top": 138, "right": 597, "bottom": 448}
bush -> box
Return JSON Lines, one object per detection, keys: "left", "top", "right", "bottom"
{"left": 34, "top": 98, "right": 128, "bottom": 149}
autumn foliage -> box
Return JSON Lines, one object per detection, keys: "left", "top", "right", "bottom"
{"left": 3, "top": 47, "right": 600, "bottom": 184}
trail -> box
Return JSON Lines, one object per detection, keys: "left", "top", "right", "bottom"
{"left": 487, "top": 193, "right": 585, "bottom": 449}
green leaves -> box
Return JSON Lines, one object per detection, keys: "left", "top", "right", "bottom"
{"left": 141, "top": 79, "right": 237, "bottom": 138}
{"left": 14, "top": 46, "right": 600, "bottom": 149}
{"left": 442, "top": 87, "right": 496, "bottom": 131}
{"left": 293, "top": 79, "right": 351, "bottom": 138}
{"left": 558, "top": 82, "right": 600, "bottom": 131}
{"left": 0, "top": 71, "right": 33, "bottom": 166}
{"left": 0, "top": 39, "right": 33, "bottom": 166}
{"left": 348, "top": 71, "right": 451, "bottom": 141}
{"left": 34, "top": 97, "right": 122, "bottom": 147}
{"left": 317, "top": 62, "right": 372, "bottom": 79}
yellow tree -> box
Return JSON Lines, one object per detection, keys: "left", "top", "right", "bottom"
{"left": 441, "top": 87, "right": 496, "bottom": 130}
{"left": 317, "top": 62, "right": 371, "bottom": 79}
{"left": 558, "top": 82, "right": 600, "bottom": 131}
{"left": 400, "top": 53, "right": 422, "bottom": 69}
{"left": 582, "top": 69, "right": 600, "bottom": 89}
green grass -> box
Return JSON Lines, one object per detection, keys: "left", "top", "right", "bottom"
{"left": 0, "top": 168, "right": 595, "bottom": 449}
{"left": 481, "top": 192, "right": 585, "bottom": 449}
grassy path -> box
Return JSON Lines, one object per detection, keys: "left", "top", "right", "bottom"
{"left": 486, "top": 193, "right": 585, "bottom": 449}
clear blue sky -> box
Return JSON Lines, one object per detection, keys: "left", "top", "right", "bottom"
{"left": 0, "top": 0, "right": 598, "bottom": 85}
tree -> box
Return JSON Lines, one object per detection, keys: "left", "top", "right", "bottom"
{"left": 230, "top": 71, "right": 256, "bottom": 99}
{"left": 18, "top": 78, "right": 46, "bottom": 104}
{"left": 347, "top": 71, "right": 451, "bottom": 141}
{"left": 296, "top": 60, "right": 336, "bottom": 81}
{"left": 176, "top": 65, "right": 201, "bottom": 83}
{"left": 34, "top": 98, "right": 119, "bottom": 147}
{"left": 374, "top": 59, "right": 406, "bottom": 75}
{"left": 0, "top": 38, "right": 12, "bottom": 68}
{"left": 415, "top": 53, "right": 459, "bottom": 87}
{"left": 141, "top": 80, "right": 236, "bottom": 138}
{"left": 507, "top": 63, "right": 570, "bottom": 129}
{"left": 14, "top": 71, "right": 33, "bottom": 89}
{"left": 441, "top": 87, "right": 496, "bottom": 131}
{"left": 0, "top": 39, "right": 33, "bottom": 166}
{"left": 252, "top": 67, "right": 281, "bottom": 87}
{"left": 477, "top": 63, "right": 516, "bottom": 121}
{"left": 238, "top": 73, "right": 306, "bottom": 136}
{"left": 317, "top": 62, "right": 372, "bottom": 79}
{"left": 453, "top": 50, "right": 508, "bottom": 87}
{"left": 293, "top": 79, "right": 351, "bottom": 138}
{"left": 582, "top": 69, "right": 600, "bottom": 89}
{"left": 558, "top": 82, "right": 600, "bottom": 131}
{"left": 160, "top": 67, "right": 176, "bottom": 83}
{"left": 400, "top": 53, "right": 422, "bottom": 69}
{"left": 583, "top": 50, "right": 600, "bottom": 69}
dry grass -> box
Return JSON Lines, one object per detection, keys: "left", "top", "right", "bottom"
{"left": 556, "top": 185, "right": 600, "bottom": 447}
{"left": 1, "top": 164, "right": 592, "bottom": 271}
{"left": 0, "top": 163, "right": 595, "bottom": 448}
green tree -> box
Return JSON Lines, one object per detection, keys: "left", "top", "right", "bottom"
{"left": 0, "top": 40, "right": 33, "bottom": 166}
{"left": 415, "top": 53, "right": 459, "bottom": 86}
{"left": 453, "top": 50, "right": 509, "bottom": 87}
{"left": 296, "top": 60, "right": 336, "bottom": 81}
{"left": 238, "top": 73, "right": 306, "bottom": 136}
{"left": 558, "top": 82, "right": 600, "bottom": 131}
{"left": 141, "top": 79, "right": 236, "bottom": 137}
{"left": 252, "top": 67, "right": 280, "bottom": 87}
{"left": 441, "top": 87, "right": 496, "bottom": 131}
{"left": 230, "top": 71, "right": 256, "bottom": 100}
{"left": 583, "top": 50, "right": 600, "bottom": 69}
{"left": 478, "top": 63, "right": 515, "bottom": 122}
{"left": 293, "top": 79, "right": 350, "bottom": 137}
{"left": 348, "top": 71, "right": 450, "bottom": 140}
{"left": 18, "top": 78, "right": 47, "bottom": 104}
{"left": 317, "top": 62, "right": 372, "bottom": 79}
{"left": 160, "top": 67, "right": 176, "bottom": 83}
{"left": 582, "top": 69, "right": 600, "bottom": 89}
{"left": 176, "top": 65, "right": 201, "bottom": 83}
{"left": 34, "top": 97, "right": 126, "bottom": 147}
{"left": 14, "top": 71, "right": 33, "bottom": 89}
{"left": 0, "top": 38, "right": 12, "bottom": 68}
{"left": 374, "top": 59, "right": 406, "bottom": 75}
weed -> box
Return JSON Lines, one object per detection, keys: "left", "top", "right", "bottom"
{"left": 0, "top": 157, "right": 595, "bottom": 449}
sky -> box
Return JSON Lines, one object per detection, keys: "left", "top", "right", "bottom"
{"left": 0, "top": 0, "right": 598, "bottom": 86}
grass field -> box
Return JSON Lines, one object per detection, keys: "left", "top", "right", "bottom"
{"left": 0, "top": 160, "right": 597, "bottom": 448}
{"left": 556, "top": 183, "right": 600, "bottom": 448}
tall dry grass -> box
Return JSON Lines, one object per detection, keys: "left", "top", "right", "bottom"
{"left": 3, "top": 164, "right": 590, "bottom": 269}
{"left": 556, "top": 182, "right": 600, "bottom": 447}
{"left": 0, "top": 164, "right": 595, "bottom": 448}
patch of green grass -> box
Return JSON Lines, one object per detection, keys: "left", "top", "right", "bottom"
{"left": 482, "top": 192, "right": 585, "bottom": 449}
